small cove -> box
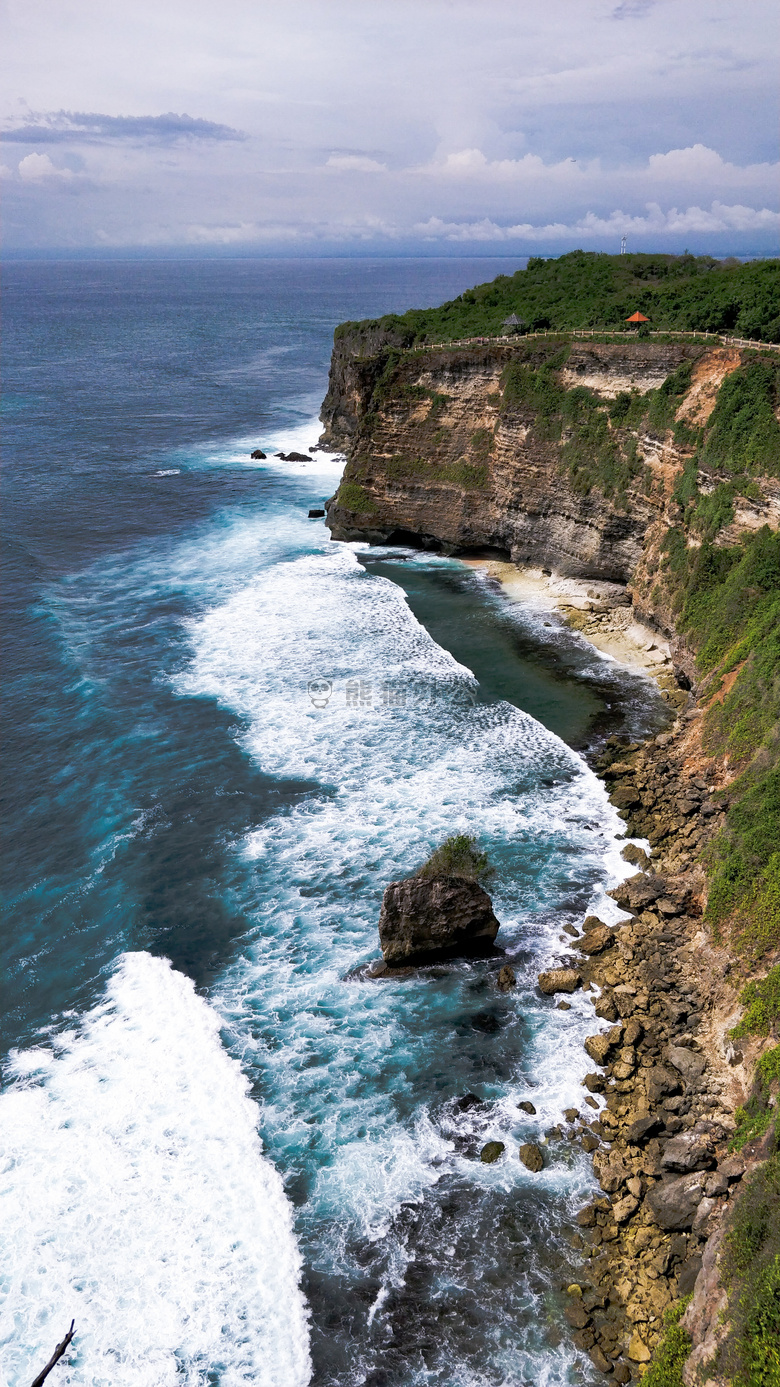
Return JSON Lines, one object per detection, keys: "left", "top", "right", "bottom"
{"left": 362, "top": 552, "right": 670, "bottom": 754}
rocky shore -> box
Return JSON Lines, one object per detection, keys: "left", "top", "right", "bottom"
{"left": 548, "top": 706, "right": 772, "bottom": 1381}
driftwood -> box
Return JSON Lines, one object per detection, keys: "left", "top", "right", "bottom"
{"left": 30, "top": 1322, "right": 75, "bottom": 1387}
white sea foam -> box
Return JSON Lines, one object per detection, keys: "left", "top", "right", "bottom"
{"left": 185, "top": 416, "right": 346, "bottom": 483}
{"left": 0, "top": 953, "right": 310, "bottom": 1387}
{"left": 177, "top": 543, "right": 622, "bottom": 1169}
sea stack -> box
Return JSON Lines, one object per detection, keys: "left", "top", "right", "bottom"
{"left": 378, "top": 872, "right": 500, "bottom": 965}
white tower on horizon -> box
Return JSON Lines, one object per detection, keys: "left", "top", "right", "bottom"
{"left": 620, "top": 235, "right": 627, "bottom": 255}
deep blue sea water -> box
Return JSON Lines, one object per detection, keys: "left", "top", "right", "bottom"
{"left": 1, "top": 260, "right": 669, "bottom": 1387}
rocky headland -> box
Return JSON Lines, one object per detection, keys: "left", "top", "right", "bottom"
{"left": 319, "top": 292, "right": 780, "bottom": 1382}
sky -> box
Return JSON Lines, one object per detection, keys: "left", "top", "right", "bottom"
{"left": 2, "top": 0, "right": 778, "bottom": 257}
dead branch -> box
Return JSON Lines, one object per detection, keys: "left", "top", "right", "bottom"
{"left": 30, "top": 1321, "right": 75, "bottom": 1387}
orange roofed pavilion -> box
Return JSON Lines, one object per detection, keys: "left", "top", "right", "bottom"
{"left": 625, "top": 311, "right": 650, "bottom": 322}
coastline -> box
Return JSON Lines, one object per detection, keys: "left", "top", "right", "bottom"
{"left": 463, "top": 558, "right": 766, "bottom": 1378}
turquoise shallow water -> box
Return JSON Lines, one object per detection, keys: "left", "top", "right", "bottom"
{"left": 1, "top": 260, "right": 669, "bottom": 1386}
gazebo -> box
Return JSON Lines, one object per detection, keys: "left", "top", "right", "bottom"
{"left": 625, "top": 312, "right": 649, "bottom": 324}
{"left": 502, "top": 313, "right": 527, "bottom": 334}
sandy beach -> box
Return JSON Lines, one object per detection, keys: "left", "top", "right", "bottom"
{"left": 463, "top": 559, "right": 681, "bottom": 696}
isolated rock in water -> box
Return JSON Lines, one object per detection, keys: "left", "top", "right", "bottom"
{"left": 538, "top": 968, "right": 581, "bottom": 995}
{"left": 496, "top": 964, "right": 516, "bottom": 991}
{"left": 518, "top": 1100, "right": 537, "bottom": 1115}
{"left": 480, "top": 1141, "right": 505, "bottom": 1164}
{"left": 286, "top": 451, "right": 311, "bottom": 462}
{"left": 519, "top": 1142, "right": 544, "bottom": 1172}
{"left": 378, "top": 875, "right": 500, "bottom": 965}
{"left": 308, "top": 508, "right": 326, "bottom": 518}
{"left": 250, "top": 448, "right": 266, "bottom": 459}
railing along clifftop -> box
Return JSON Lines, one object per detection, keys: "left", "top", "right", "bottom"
{"left": 396, "top": 329, "right": 780, "bottom": 354}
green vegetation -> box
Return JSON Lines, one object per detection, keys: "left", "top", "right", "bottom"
{"left": 732, "top": 966, "right": 780, "bottom": 1040}
{"left": 385, "top": 454, "right": 490, "bottom": 490}
{"left": 335, "top": 482, "right": 377, "bottom": 513}
{"left": 732, "top": 1047, "right": 780, "bottom": 1150}
{"left": 415, "top": 834, "right": 494, "bottom": 882}
{"left": 497, "top": 343, "right": 694, "bottom": 505}
{"left": 335, "top": 252, "right": 780, "bottom": 347}
{"left": 659, "top": 524, "right": 780, "bottom": 957}
{"left": 701, "top": 358, "right": 780, "bottom": 476}
{"left": 718, "top": 1153, "right": 780, "bottom": 1386}
{"left": 642, "top": 1298, "right": 692, "bottom": 1387}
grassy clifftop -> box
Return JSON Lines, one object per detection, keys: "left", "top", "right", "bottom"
{"left": 335, "top": 251, "right": 780, "bottom": 346}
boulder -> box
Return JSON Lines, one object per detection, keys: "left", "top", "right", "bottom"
{"left": 285, "top": 451, "right": 311, "bottom": 462}
{"left": 565, "top": 1301, "right": 591, "bottom": 1329}
{"left": 594, "top": 994, "right": 618, "bottom": 1022}
{"left": 660, "top": 1132, "right": 715, "bottom": 1173}
{"left": 308, "top": 508, "right": 326, "bottom": 518}
{"left": 578, "top": 926, "right": 615, "bottom": 956}
{"left": 589, "top": 1345, "right": 612, "bottom": 1375}
{"left": 610, "top": 785, "right": 641, "bottom": 810}
{"left": 626, "top": 1112, "right": 663, "bottom": 1145}
{"left": 610, "top": 873, "right": 666, "bottom": 911}
{"left": 480, "top": 1141, "right": 504, "bottom": 1164}
{"left": 496, "top": 964, "right": 516, "bottom": 991}
{"left": 718, "top": 1153, "right": 746, "bottom": 1181}
{"left": 645, "top": 1065, "right": 682, "bottom": 1104}
{"left": 584, "top": 1072, "right": 606, "bottom": 1093}
{"left": 378, "top": 874, "right": 500, "bottom": 965}
{"left": 666, "top": 1046, "right": 706, "bottom": 1082}
{"left": 519, "top": 1142, "right": 544, "bottom": 1172}
{"left": 646, "top": 1173, "right": 707, "bottom": 1229}
{"left": 628, "top": 1332, "right": 651, "bottom": 1363}
{"left": 612, "top": 1193, "right": 639, "bottom": 1223}
{"left": 250, "top": 448, "right": 266, "bottom": 459}
{"left": 538, "top": 968, "right": 581, "bottom": 994}
{"left": 517, "top": 1100, "right": 536, "bottom": 1115}
{"left": 584, "top": 1026, "right": 622, "bottom": 1066}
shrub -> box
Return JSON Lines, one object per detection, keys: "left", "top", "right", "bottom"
{"left": 336, "top": 482, "right": 377, "bottom": 513}
{"left": 718, "top": 1153, "right": 780, "bottom": 1387}
{"left": 701, "top": 358, "right": 780, "bottom": 478}
{"left": 415, "top": 834, "right": 494, "bottom": 882}
{"left": 732, "top": 965, "right": 780, "bottom": 1040}
{"left": 642, "top": 1298, "right": 692, "bottom": 1387}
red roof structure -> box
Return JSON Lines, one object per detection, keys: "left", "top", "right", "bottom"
{"left": 625, "top": 311, "right": 650, "bottom": 323}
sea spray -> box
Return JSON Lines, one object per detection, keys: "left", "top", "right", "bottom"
{"left": 0, "top": 952, "right": 311, "bottom": 1387}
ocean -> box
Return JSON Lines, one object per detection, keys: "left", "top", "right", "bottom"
{"left": 1, "top": 258, "right": 669, "bottom": 1387}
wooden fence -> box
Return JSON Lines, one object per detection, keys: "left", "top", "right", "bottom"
{"left": 401, "top": 329, "right": 780, "bottom": 354}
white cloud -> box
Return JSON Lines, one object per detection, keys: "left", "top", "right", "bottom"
{"left": 325, "top": 154, "right": 387, "bottom": 174}
{"left": 414, "top": 201, "right": 780, "bottom": 242}
{"left": 17, "top": 151, "right": 73, "bottom": 180}
{"left": 421, "top": 144, "right": 776, "bottom": 199}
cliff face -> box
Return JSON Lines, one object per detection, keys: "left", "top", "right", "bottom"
{"left": 322, "top": 337, "right": 697, "bottom": 579}
{"left": 322, "top": 332, "right": 779, "bottom": 666}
